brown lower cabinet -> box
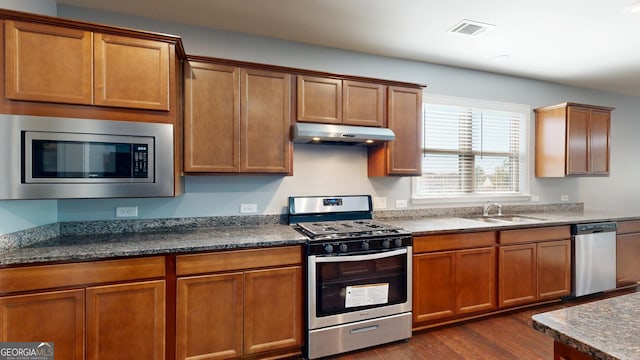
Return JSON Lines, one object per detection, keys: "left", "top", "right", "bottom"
{"left": 413, "top": 232, "right": 497, "bottom": 328}
{"left": 0, "top": 247, "right": 303, "bottom": 360}
{"left": 413, "top": 227, "right": 572, "bottom": 329}
{"left": 498, "top": 226, "right": 572, "bottom": 308}
{"left": 0, "top": 257, "right": 166, "bottom": 360}
{"left": 0, "top": 289, "right": 85, "bottom": 360}
{"left": 86, "top": 281, "right": 165, "bottom": 360}
{"left": 554, "top": 341, "right": 595, "bottom": 360}
{"left": 616, "top": 220, "right": 640, "bottom": 287}
{"left": 176, "top": 246, "right": 303, "bottom": 360}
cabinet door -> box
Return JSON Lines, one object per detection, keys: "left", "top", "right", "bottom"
{"left": 94, "top": 33, "right": 170, "bottom": 110}
{"left": 0, "top": 289, "right": 84, "bottom": 360}
{"left": 537, "top": 240, "right": 571, "bottom": 300}
{"left": 240, "top": 69, "right": 291, "bottom": 173}
{"left": 4, "top": 20, "right": 93, "bottom": 105}
{"left": 342, "top": 80, "right": 384, "bottom": 127}
{"left": 296, "top": 76, "right": 342, "bottom": 124}
{"left": 184, "top": 62, "right": 240, "bottom": 172}
{"left": 176, "top": 273, "right": 243, "bottom": 360}
{"left": 86, "top": 280, "right": 165, "bottom": 360}
{"left": 456, "top": 247, "right": 496, "bottom": 315}
{"left": 617, "top": 233, "right": 640, "bottom": 287}
{"left": 499, "top": 244, "right": 537, "bottom": 308}
{"left": 566, "top": 107, "right": 590, "bottom": 175}
{"left": 369, "top": 86, "right": 422, "bottom": 176}
{"left": 589, "top": 109, "right": 610, "bottom": 175}
{"left": 244, "top": 266, "right": 302, "bottom": 354}
{"left": 413, "top": 251, "right": 456, "bottom": 323}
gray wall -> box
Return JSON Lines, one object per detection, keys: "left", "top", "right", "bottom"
{"left": 0, "top": 0, "right": 59, "bottom": 234}
{"left": 1, "top": 3, "right": 639, "bottom": 232}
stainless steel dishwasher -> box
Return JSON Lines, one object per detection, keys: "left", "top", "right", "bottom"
{"left": 571, "top": 222, "right": 617, "bottom": 297}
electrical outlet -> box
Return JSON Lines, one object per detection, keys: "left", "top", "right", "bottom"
{"left": 561, "top": 195, "right": 569, "bottom": 202}
{"left": 240, "top": 203, "right": 258, "bottom": 214}
{"left": 116, "top": 206, "right": 138, "bottom": 218}
{"left": 395, "top": 199, "right": 408, "bottom": 208}
{"left": 531, "top": 195, "right": 540, "bottom": 202}
{"left": 373, "top": 196, "right": 387, "bottom": 209}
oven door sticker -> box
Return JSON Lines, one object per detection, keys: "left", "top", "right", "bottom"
{"left": 345, "top": 283, "right": 389, "bottom": 308}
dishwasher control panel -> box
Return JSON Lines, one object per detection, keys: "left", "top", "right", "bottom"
{"left": 571, "top": 222, "right": 617, "bottom": 234}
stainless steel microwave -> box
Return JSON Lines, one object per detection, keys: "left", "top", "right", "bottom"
{"left": 0, "top": 114, "right": 175, "bottom": 199}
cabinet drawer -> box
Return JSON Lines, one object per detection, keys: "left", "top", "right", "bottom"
{"left": 413, "top": 232, "right": 497, "bottom": 253}
{"left": 499, "top": 226, "right": 570, "bottom": 245}
{"left": 616, "top": 220, "right": 640, "bottom": 235}
{"left": 176, "top": 246, "right": 302, "bottom": 276}
{"left": 0, "top": 256, "right": 166, "bottom": 294}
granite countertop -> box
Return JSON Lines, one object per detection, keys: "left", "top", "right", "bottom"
{"left": 381, "top": 210, "right": 640, "bottom": 235}
{"left": 532, "top": 292, "right": 640, "bottom": 360}
{"left": 1, "top": 208, "right": 639, "bottom": 266}
{"left": 0, "top": 224, "right": 307, "bottom": 266}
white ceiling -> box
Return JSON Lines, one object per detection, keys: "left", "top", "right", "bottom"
{"left": 56, "top": 0, "right": 640, "bottom": 96}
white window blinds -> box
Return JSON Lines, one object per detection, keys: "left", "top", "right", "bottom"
{"left": 414, "top": 96, "right": 529, "bottom": 198}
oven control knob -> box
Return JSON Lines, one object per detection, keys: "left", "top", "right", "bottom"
{"left": 361, "top": 241, "right": 370, "bottom": 250}
{"left": 394, "top": 238, "right": 404, "bottom": 247}
{"left": 382, "top": 239, "right": 391, "bottom": 249}
{"left": 339, "top": 243, "right": 348, "bottom": 252}
{"left": 324, "top": 244, "right": 334, "bottom": 254}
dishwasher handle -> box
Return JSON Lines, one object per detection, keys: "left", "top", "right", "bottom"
{"left": 571, "top": 222, "right": 617, "bottom": 235}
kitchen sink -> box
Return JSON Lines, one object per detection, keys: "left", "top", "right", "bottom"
{"left": 463, "top": 214, "right": 546, "bottom": 224}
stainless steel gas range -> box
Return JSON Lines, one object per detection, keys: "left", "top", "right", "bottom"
{"left": 288, "top": 195, "right": 413, "bottom": 359}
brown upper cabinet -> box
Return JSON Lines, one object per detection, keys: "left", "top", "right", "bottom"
{"left": 297, "top": 76, "right": 385, "bottom": 126}
{"left": 368, "top": 86, "right": 423, "bottom": 176}
{"left": 93, "top": 33, "right": 170, "bottom": 110}
{"left": 5, "top": 20, "right": 170, "bottom": 111}
{"left": 184, "top": 60, "right": 292, "bottom": 174}
{"left": 4, "top": 21, "right": 93, "bottom": 105}
{"left": 535, "top": 102, "right": 613, "bottom": 177}
{"left": 0, "top": 11, "right": 183, "bottom": 125}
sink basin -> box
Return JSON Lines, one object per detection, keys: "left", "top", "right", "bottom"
{"left": 464, "top": 214, "right": 545, "bottom": 224}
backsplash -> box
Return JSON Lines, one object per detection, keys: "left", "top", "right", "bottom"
{"left": 0, "top": 222, "right": 59, "bottom": 252}
{"left": 374, "top": 203, "right": 584, "bottom": 219}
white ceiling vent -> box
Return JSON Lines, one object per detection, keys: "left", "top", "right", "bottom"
{"left": 449, "top": 19, "right": 495, "bottom": 36}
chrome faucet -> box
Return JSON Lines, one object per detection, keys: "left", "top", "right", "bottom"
{"left": 483, "top": 201, "right": 502, "bottom": 217}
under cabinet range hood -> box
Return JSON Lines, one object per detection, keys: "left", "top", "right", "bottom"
{"left": 292, "top": 123, "right": 395, "bottom": 145}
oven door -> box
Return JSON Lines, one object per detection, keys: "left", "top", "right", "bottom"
{"left": 308, "top": 246, "right": 412, "bottom": 329}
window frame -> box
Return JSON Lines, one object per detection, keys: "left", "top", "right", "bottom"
{"left": 411, "top": 93, "right": 532, "bottom": 205}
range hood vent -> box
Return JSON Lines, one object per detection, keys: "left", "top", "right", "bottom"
{"left": 292, "top": 123, "right": 395, "bottom": 146}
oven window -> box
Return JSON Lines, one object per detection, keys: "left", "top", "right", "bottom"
{"left": 315, "top": 253, "right": 407, "bottom": 317}
{"left": 31, "top": 140, "right": 133, "bottom": 178}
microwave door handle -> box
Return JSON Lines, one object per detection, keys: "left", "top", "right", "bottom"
{"left": 314, "top": 248, "right": 408, "bottom": 263}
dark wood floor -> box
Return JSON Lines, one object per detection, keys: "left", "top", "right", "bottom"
{"left": 334, "top": 288, "right": 637, "bottom": 360}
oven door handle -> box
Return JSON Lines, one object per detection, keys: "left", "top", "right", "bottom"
{"left": 314, "top": 248, "right": 408, "bottom": 263}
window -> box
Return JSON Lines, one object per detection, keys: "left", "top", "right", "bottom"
{"left": 412, "top": 94, "right": 530, "bottom": 202}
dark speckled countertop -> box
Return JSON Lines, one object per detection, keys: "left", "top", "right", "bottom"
{"left": 381, "top": 210, "right": 640, "bottom": 235}
{"left": 0, "top": 224, "right": 307, "bottom": 266}
{"left": 532, "top": 292, "right": 640, "bottom": 360}
{"left": 1, "top": 208, "right": 639, "bottom": 266}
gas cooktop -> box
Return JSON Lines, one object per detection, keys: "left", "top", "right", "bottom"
{"left": 296, "top": 219, "right": 408, "bottom": 240}
{"left": 288, "top": 195, "right": 412, "bottom": 255}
